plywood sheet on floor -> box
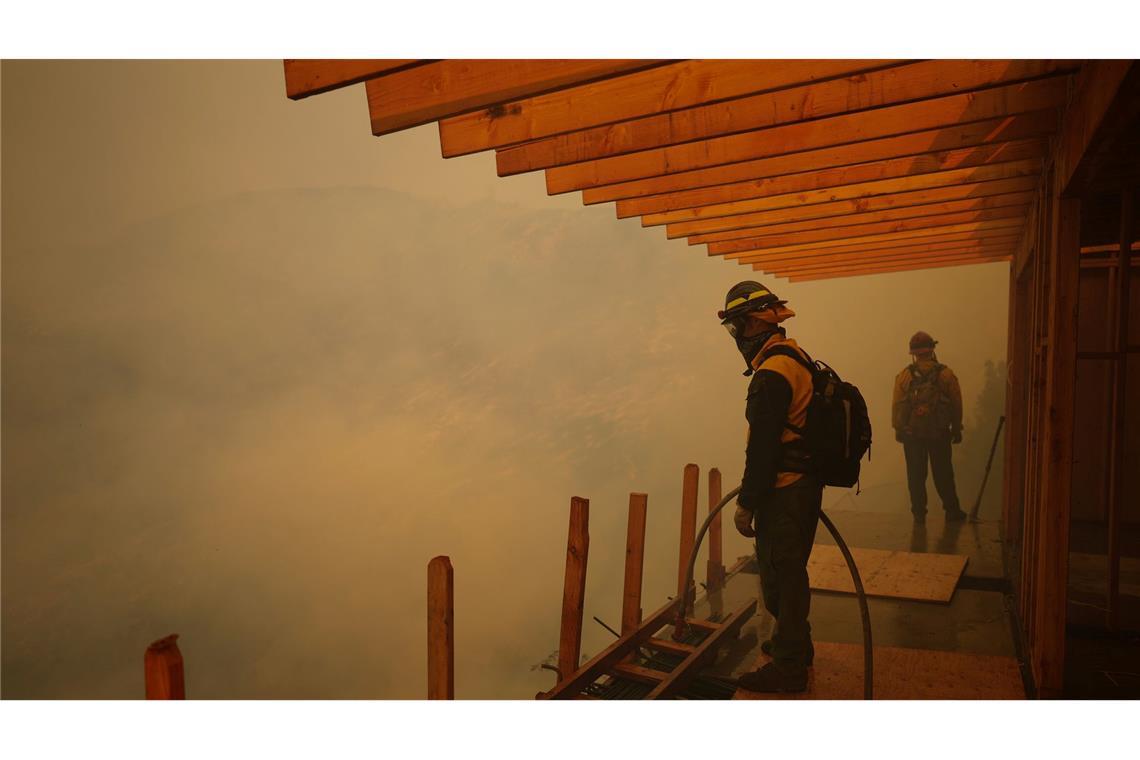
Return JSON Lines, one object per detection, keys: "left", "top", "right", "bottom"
{"left": 808, "top": 544, "right": 968, "bottom": 603}
{"left": 733, "top": 641, "right": 1024, "bottom": 700}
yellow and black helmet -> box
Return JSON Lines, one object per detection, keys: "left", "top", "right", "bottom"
{"left": 717, "top": 281, "right": 786, "bottom": 338}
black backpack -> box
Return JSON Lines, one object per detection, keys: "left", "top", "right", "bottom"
{"left": 763, "top": 346, "right": 873, "bottom": 488}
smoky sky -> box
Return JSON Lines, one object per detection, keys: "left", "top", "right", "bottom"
{"left": 2, "top": 61, "right": 1010, "bottom": 698}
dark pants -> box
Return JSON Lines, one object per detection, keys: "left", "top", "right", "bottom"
{"left": 903, "top": 436, "right": 961, "bottom": 516}
{"left": 753, "top": 477, "right": 822, "bottom": 673}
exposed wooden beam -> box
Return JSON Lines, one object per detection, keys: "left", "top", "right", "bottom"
{"left": 534, "top": 76, "right": 1069, "bottom": 185}
{"left": 438, "top": 60, "right": 901, "bottom": 156}
{"left": 742, "top": 237, "right": 1020, "bottom": 271}
{"left": 672, "top": 181, "right": 1037, "bottom": 241}
{"left": 497, "top": 61, "right": 1073, "bottom": 175}
{"left": 677, "top": 464, "right": 699, "bottom": 617}
{"left": 725, "top": 230, "right": 1022, "bottom": 262}
{"left": 144, "top": 634, "right": 186, "bottom": 700}
{"left": 615, "top": 138, "right": 1048, "bottom": 219}
{"left": 622, "top": 493, "right": 648, "bottom": 635}
{"left": 558, "top": 497, "right": 590, "bottom": 682}
{"left": 577, "top": 115, "right": 1056, "bottom": 201}
{"left": 688, "top": 206, "right": 1030, "bottom": 252}
{"left": 726, "top": 228, "right": 1022, "bottom": 264}
{"left": 763, "top": 245, "right": 1013, "bottom": 275}
{"left": 713, "top": 217, "right": 1025, "bottom": 258}
{"left": 427, "top": 556, "right": 455, "bottom": 700}
{"left": 774, "top": 251, "right": 1013, "bottom": 280}
{"left": 1055, "top": 61, "right": 1135, "bottom": 195}
{"left": 644, "top": 159, "right": 1041, "bottom": 227}
{"left": 759, "top": 241, "right": 1017, "bottom": 273}
{"left": 283, "top": 59, "right": 427, "bottom": 99}
{"left": 709, "top": 212, "right": 1025, "bottom": 257}
{"left": 784, "top": 254, "right": 1011, "bottom": 281}
{"left": 365, "top": 60, "right": 668, "bottom": 136}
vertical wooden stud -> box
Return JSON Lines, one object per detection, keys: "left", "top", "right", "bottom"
{"left": 144, "top": 634, "right": 185, "bottom": 700}
{"left": 677, "top": 464, "right": 700, "bottom": 615}
{"left": 558, "top": 497, "right": 590, "bottom": 680}
{"left": 621, "top": 493, "right": 648, "bottom": 634}
{"left": 427, "top": 555, "right": 455, "bottom": 699}
{"left": 1107, "top": 189, "right": 1133, "bottom": 632}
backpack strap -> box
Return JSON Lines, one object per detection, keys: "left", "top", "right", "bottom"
{"left": 759, "top": 345, "right": 814, "bottom": 437}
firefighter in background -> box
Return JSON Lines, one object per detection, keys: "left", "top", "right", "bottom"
{"left": 720, "top": 281, "right": 821, "bottom": 693}
{"left": 892, "top": 331, "right": 968, "bottom": 523}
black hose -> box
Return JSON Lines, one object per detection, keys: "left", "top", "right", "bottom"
{"left": 679, "top": 484, "right": 873, "bottom": 699}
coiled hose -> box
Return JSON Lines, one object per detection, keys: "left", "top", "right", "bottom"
{"left": 679, "top": 485, "right": 873, "bottom": 699}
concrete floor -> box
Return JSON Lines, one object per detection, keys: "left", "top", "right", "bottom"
{"left": 691, "top": 508, "right": 1022, "bottom": 689}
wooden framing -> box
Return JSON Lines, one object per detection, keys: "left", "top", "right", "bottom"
{"left": 558, "top": 497, "right": 590, "bottom": 681}
{"left": 580, "top": 116, "right": 1056, "bottom": 202}
{"left": 726, "top": 231, "right": 1021, "bottom": 263}
{"left": 144, "top": 634, "right": 186, "bottom": 700}
{"left": 539, "top": 77, "right": 1068, "bottom": 187}
{"left": 685, "top": 194, "right": 1033, "bottom": 248}
{"left": 715, "top": 218, "right": 1025, "bottom": 259}
{"left": 746, "top": 238, "right": 1020, "bottom": 270}
{"left": 677, "top": 464, "right": 699, "bottom": 615}
{"left": 427, "top": 555, "right": 455, "bottom": 699}
{"left": 622, "top": 493, "right": 648, "bottom": 634}
{"left": 496, "top": 61, "right": 1073, "bottom": 175}
{"left": 283, "top": 59, "right": 427, "bottom": 99}
{"left": 761, "top": 245, "right": 1014, "bottom": 276}
{"left": 788, "top": 254, "right": 1010, "bottom": 282}
{"left": 645, "top": 160, "right": 1042, "bottom": 227}
{"left": 438, "top": 60, "right": 900, "bottom": 156}
{"left": 367, "top": 60, "right": 668, "bottom": 136}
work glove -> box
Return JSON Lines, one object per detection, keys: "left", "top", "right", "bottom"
{"left": 951, "top": 428, "right": 963, "bottom": 445}
{"left": 734, "top": 504, "right": 756, "bottom": 538}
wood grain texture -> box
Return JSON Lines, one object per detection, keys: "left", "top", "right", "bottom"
{"left": 284, "top": 59, "right": 426, "bottom": 99}
{"left": 673, "top": 187, "right": 1035, "bottom": 242}
{"left": 496, "top": 60, "right": 1073, "bottom": 174}
{"left": 537, "top": 77, "right": 1068, "bottom": 187}
{"left": 427, "top": 555, "right": 454, "bottom": 699}
{"left": 439, "top": 60, "right": 902, "bottom": 156}
{"left": 785, "top": 255, "right": 1011, "bottom": 281}
{"left": 734, "top": 642, "right": 1025, "bottom": 699}
{"left": 144, "top": 634, "right": 185, "bottom": 700}
{"left": 776, "top": 250, "right": 1013, "bottom": 280}
{"left": 617, "top": 138, "right": 1048, "bottom": 219}
{"left": 729, "top": 231, "right": 1022, "bottom": 263}
{"left": 762, "top": 243, "right": 1015, "bottom": 275}
{"left": 558, "top": 497, "right": 590, "bottom": 681}
{"left": 622, "top": 493, "right": 648, "bottom": 634}
{"left": 368, "top": 60, "right": 667, "bottom": 136}
{"left": 645, "top": 159, "right": 1042, "bottom": 227}
{"left": 806, "top": 545, "right": 968, "bottom": 603}
{"left": 579, "top": 117, "right": 1056, "bottom": 202}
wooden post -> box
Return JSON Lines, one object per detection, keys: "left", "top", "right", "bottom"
{"left": 706, "top": 468, "right": 726, "bottom": 593}
{"left": 677, "top": 464, "right": 700, "bottom": 615}
{"left": 1107, "top": 189, "right": 1133, "bottom": 632}
{"left": 558, "top": 497, "right": 590, "bottom": 680}
{"left": 427, "top": 555, "right": 454, "bottom": 700}
{"left": 621, "top": 493, "right": 648, "bottom": 634}
{"left": 1033, "top": 194, "right": 1080, "bottom": 696}
{"left": 144, "top": 634, "right": 185, "bottom": 700}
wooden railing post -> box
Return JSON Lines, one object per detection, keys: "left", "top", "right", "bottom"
{"left": 427, "top": 555, "right": 454, "bottom": 699}
{"left": 621, "top": 493, "right": 648, "bottom": 634}
{"left": 706, "top": 468, "right": 726, "bottom": 593}
{"left": 144, "top": 634, "right": 185, "bottom": 700}
{"left": 558, "top": 497, "right": 590, "bottom": 680}
{"left": 677, "top": 464, "right": 700, "bottom": 615}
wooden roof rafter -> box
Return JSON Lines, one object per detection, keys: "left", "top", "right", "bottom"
{"left": 282, "top": 59, "right": 1102, "bottom": 281}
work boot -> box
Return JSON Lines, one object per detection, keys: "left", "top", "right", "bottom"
{"left": 761, "top": 638, "right": 814, "bottom": 666}
{"left": 945, "top": 508, "right": 967, "bottom": 523}
{"left": 737, "top": 662, "right": 808, "bottom": 693}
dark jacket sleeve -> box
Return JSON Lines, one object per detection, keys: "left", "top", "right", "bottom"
{"left": 738, "top": 369, "right": 793, "bottom": 512}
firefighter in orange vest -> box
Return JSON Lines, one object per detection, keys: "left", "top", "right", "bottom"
{"left": 892, "top": 331, "right": 967, "bottom": 523}
{"left": 720, "top": 281, "right": 821, "bottom": 693}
